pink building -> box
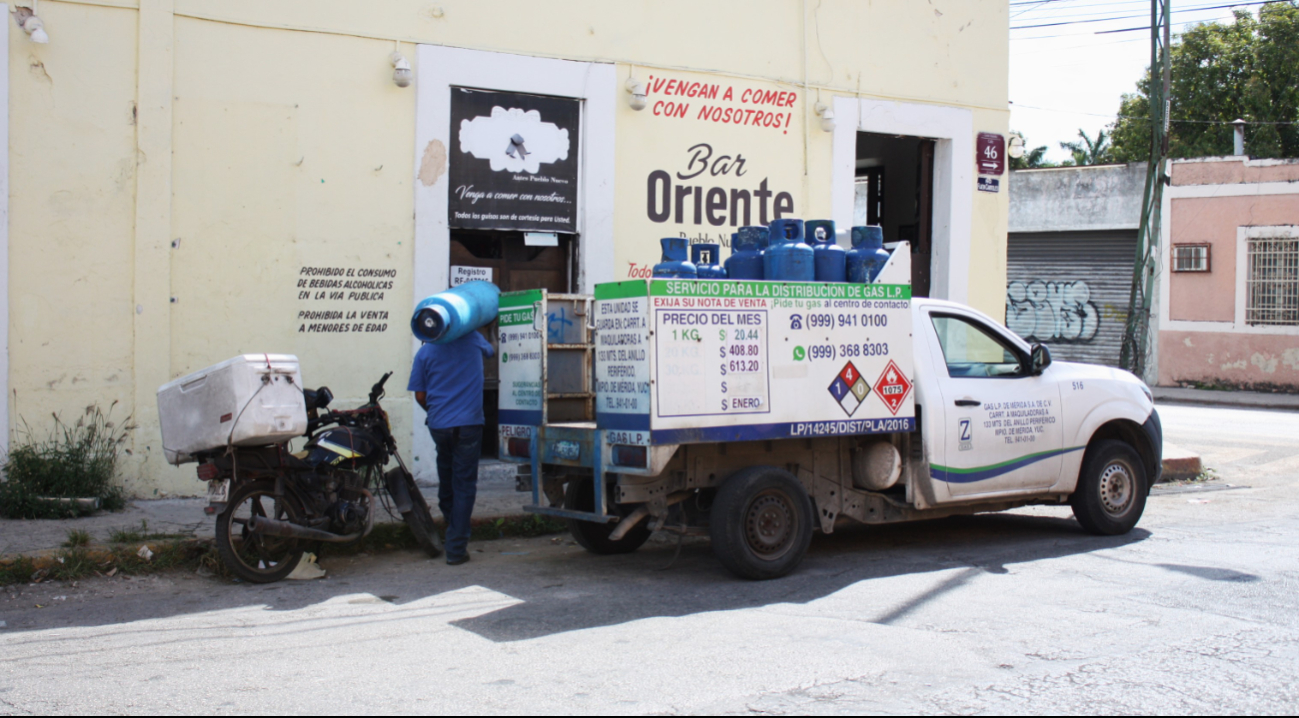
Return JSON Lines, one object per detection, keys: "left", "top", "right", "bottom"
{"left": 1158, "top": 156, "right": 1299, "bottom": 389}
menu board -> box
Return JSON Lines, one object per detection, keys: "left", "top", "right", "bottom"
{"left": 595, "top": 279, "right": 915, "bottom": 445}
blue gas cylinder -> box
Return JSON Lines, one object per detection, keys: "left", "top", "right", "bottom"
{"left": 691, "top": 243, "right": 727, "bottom": 279}
{"left": 411, "top": 280, "right": 501, "bottom": 344}
{"left": 725, "top": 227, "right": 767, "bottom": 280}
{"left": 806, "top": 219, "right": 847, "bottom": 282}
{"left": 653, "top": 237, "right": 697, "bottom": 279}
{"left": 764, "top": 219, "right": 815, "bottom": 282}
{"left": 848, "top": 225, "right": 891, "bottom": 283}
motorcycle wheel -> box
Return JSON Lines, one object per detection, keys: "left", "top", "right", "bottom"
{"left": 389, "top": 468, "right": 443, "bottom": 558}
{"left": 216, "top": 480, "right": 308, "bottom": 584}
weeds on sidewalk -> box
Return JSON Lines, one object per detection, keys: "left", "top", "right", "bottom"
{"left": 0, "top": 404, "right": 134, "bottom": 519}
{"left": 61, "top": 529, "right": 91, "bottom": 548}
{"left": 0, "top": 515, "right": 566, "bottom": 587}
{"left": 108, "top": 520, "right": 190, "bottom": 544}
{"left": 0, "top": 541, "right": 227, "bottom": 587}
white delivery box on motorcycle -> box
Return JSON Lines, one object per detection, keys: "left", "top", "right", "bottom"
{"left": 157, "top": 354, "right": 308, "bottom": 465}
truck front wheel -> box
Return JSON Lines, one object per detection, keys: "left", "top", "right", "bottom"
{"left": 564, "top": 477, "right": 652, "bottom": 555}
{"left": 710, "top": 466, "right": 814, "bottom": 580}
{"left": 1070, "top": 440, "right": 1148, "bottom": 535}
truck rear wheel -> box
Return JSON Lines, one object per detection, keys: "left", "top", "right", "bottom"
{"left": 564, "top": 477, "right": 652, "bottom": 555}
{"left": 709, "top": 466, "right": 814, "bottom": 580}
{"left": 1071, "top": 440, "right": 1148, "bottom": 535}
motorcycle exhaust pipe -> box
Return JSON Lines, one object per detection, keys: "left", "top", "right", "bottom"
{"left": 248, "top": 489, "right": 375, "bottom": 543}
{"left": 247, "top": 515, "right": 362, "bottom": 543}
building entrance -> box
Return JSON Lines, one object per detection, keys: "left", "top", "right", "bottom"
{"left": 449, "top": 229, "right": 576, "bottom": 455}
{"left": 855, "top": 132, "right": 936, "bottom": 297}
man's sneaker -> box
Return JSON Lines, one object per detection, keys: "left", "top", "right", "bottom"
{"left": 446, "top": 554, "right": 470, "bottom": 566}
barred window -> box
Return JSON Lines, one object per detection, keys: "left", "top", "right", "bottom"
{"left": 1246, "top": 237, "right": 1299, "bottom": 325}
{"left": 1172, "top": 244, "right": 1209, "bottom": 272}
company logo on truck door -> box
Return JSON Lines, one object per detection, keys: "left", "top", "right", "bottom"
{"left": 828, "top": 362, "right": 871, "bottom": 416}
{"left": 874, "top": 360, "right": 913, "bottom": 415}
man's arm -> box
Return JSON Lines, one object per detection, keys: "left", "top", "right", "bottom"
{"left": 474, "top": 330, "right": 495, "bottom": 358}
{"left": 408, "top": 343, "right": 430, "bottom": 413}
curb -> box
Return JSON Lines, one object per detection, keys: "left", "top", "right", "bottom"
{"left": 1154, "top": 388, "right": 1299, "bottom": 411}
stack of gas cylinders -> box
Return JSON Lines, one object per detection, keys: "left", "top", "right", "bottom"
{"left": 652, "top": 219, "right": 892, "bottom": 283}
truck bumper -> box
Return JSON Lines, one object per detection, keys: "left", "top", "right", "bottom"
{"left": 1142, "top": 408, "right": 1164, "bottom": 489}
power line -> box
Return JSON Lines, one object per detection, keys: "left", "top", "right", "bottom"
{"left": 1011, "top": 0, "right": 1277, "bottom": 28}
{"left": 1011, "top": 102, "right": 1299, "bottom": 125}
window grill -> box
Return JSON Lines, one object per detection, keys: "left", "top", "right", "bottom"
{"left": 1247, "top": 237, "right": 1299, "bottom": 325}
{"left": 1172, "top": 244, "right": 1209, "bottom": 272}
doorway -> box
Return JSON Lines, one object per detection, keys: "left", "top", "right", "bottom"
{"left": 854, "top": 133, "right": 936, "bottom": 297}
{"left": 450, "top": 229, "right": 576, "bottom": 455}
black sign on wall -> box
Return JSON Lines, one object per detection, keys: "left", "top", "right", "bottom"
{"left": 448, "top": 88, "right": 581, "bottom": 233}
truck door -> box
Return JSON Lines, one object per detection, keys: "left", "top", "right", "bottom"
{"left": 924, "top": 310, "right": 1065, "bottom": 498}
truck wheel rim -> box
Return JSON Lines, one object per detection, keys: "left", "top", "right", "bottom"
{"left": 745, "top": 490, "right": 796, "bottom": 559}
{"left": 1099, "top": 461, "right": 1134, "bottom": 516}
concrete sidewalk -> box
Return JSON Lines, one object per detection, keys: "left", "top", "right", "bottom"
{"left": 0, "top": 461, "right": 529, "bottom": 557}
{"left": 1155, "top": 386, "right": 1299, "bottom": 410}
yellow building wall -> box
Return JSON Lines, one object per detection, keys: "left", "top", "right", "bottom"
{"left": 8, "top": 0, "right": 1008, "bottom": 495}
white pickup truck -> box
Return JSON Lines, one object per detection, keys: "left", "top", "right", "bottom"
{"left": 497, "top": 246, "right": 1161, "bottom": 580}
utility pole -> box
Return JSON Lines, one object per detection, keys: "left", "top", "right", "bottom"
{"left": 1120, "top": 0, "right": 1172, "bottom": 378}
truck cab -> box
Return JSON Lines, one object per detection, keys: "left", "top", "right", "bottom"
{"left": 497, "top": 246, "right": 1161, "bottom": 580}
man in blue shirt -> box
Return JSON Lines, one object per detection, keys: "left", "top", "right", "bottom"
{"left": 408, "top": 329, "right": 495, "bottom": 565}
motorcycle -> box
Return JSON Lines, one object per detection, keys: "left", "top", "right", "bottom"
{"left": 196, "top": 372, "right": 442, "bottom": 583}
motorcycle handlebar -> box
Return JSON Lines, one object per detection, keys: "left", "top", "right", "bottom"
{"left": 369, "top": 371, "right": 392, "bottom": 404}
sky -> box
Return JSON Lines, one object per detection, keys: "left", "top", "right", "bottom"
{"left": 1009, "top": 0, "right": 1265, "bottom": 163}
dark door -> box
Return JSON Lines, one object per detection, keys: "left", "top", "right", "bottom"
{"left": 448, "top": 229, "right": 575, "bottom": 454}
{"left": 912, "top": 140, "right": 935, "bottom": 297}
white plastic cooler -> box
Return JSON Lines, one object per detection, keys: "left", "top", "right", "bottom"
{"left": 157, "top": 354, "right": 308, "bottom": 465}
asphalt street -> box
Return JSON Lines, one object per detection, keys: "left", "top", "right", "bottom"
{"left": 2, "top": 402, "right": 1297, "bottom": 714}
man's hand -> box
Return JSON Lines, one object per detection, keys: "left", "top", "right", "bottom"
{"left": 414, "top": 391, "right": 427, "bottom": 411}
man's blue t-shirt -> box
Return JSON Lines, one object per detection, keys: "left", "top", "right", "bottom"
{"left": 407, "top": 331, "right": 495, "bottom": 429}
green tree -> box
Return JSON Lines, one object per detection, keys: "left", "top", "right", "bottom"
{"left": 1059, "top": 128, "right": 1113, "bottom": 166}
{"left": 1009, "top": 132, "right": 1053, "bottom": 169}
{"left": 1110, "top": 4, "right": 1299, "bottom": 161}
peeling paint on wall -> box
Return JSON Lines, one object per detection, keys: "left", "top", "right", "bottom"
{"left": 418, "top": 139, "right": 447, "bottom": 187}
{"left": 1251, "top": 352, "right": 1279, "bottom": 374}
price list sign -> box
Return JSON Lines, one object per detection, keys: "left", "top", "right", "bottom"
{"left": 655, "top": 309, "right": 770, "bottom": 417}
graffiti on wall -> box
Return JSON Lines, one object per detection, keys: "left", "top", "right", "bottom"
{"left": 1006, "top": 280, "right": 1101, "bottom": 343}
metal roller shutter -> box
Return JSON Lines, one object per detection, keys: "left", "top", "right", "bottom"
{"left": 1005, "top": 231, "right": 1138, "bottom": 367}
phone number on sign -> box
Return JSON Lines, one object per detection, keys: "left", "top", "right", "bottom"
{"left": 808, "top": 343, "right": 889, "bottom": 361}
{"left": 805, "top": 313, "right": 889, "bottom": 329}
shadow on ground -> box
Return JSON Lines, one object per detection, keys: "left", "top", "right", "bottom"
{"left": 450, "top": 513, "right": 1151, "bottom": 641}
{"left": 2, "top": 511, "right": 1154, "bottom": 642}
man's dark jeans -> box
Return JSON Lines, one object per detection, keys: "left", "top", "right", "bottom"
{"left": 428, "top": 425, "right": 483, "bottom": 561}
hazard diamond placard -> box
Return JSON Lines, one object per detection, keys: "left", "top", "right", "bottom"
{"left": 874, "top": 360, "right": 913, "bottom": 415}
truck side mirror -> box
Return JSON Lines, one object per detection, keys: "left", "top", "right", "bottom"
{"left": 1030, "top": 343, "right": 1052, "bottom": 375}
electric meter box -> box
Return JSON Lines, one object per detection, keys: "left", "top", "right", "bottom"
{"left": 157, "top": 354, "right": 308, "bottom": 465}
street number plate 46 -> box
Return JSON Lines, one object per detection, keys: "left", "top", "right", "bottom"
{"left": 207, "top": 479, "right": 230, "bottom": 503}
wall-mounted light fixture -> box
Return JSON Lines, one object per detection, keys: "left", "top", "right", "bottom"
{"left": 814, "top": 102, "right": 835, "bottom": 133}
{"left": 12, "top": 5, "right": 49, "bottom": 44}
{"left": 1008, "top": 134, "right": 1026, "bottom": 160}
{"left": 625, "top": 78, "right": 647, "bottom": 111}
{"left": 390, "top": 51, "right": 412, "bottom": 88}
